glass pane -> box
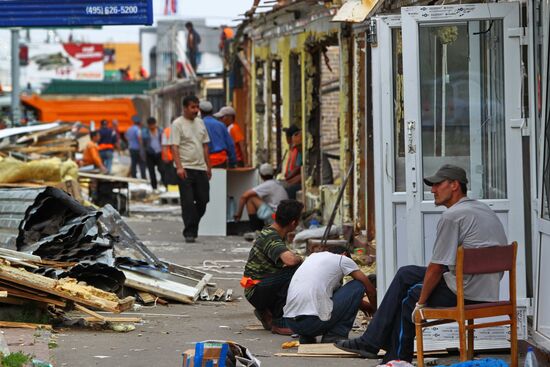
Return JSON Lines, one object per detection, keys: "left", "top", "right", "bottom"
{"left": 392, "top": 28, "right": 405, "bottom": 192}
{"left": 419, "top": 21, "right": 507, "bottom": 199}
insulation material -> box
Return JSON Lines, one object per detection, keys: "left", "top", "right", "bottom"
{"left": 0, "top": 157, "right": 78, "bottom": 184}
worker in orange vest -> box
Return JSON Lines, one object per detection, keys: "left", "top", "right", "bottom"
{"left": 161, "top": 124, "right": 177, "bottom": 185}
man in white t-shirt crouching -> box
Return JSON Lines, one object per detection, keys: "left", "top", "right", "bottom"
{"left": 234, "top": 163, "right": 289, "bottom": 231}
{"left": 283, "top": 246, "right": 377, "bottom": 344}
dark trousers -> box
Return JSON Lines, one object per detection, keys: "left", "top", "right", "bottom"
{"left": 130, "top": 149, "right": 146, "bottom": 179}
{"left": 177, "top": 169, "right": 210, "bottom": 238}
{"left": 286, "top": 183, "right": 301, "bottom": 200}
{"left": 360, "top": 265, "right": 472, "bottom": 363}
{"left": 286, "top": 280, "right": 365, "bottom": 338}
{"left": 246, "top": 267, "right": 297, "bottom": 321}
{"left": 146, "top": 152, "right": 164, "bottom": 189}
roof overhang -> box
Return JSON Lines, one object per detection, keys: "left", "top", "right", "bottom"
{"left": 331, "top": 0, "right": 381, "bottom": 23}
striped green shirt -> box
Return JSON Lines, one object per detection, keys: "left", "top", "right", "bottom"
{"left": 244, "top": 226, "right": 289, "bottom": 280}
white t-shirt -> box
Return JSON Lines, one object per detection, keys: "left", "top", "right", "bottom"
{"left": 283, "top": 252, "right": 359, "bottom": 321}
{"left": 253, "top": 179, "right": 288, "bottom": 210}
{"left": 170, "top": 116, "right": 210, "bottom": 171}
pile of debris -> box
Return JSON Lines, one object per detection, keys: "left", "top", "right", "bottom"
{"left": 0, "top": 123, "right": 78, "bottom": 160}
{"left": 0, "top": 186, "right": 212, "bottom": 329}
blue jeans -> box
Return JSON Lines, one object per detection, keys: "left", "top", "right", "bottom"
{"left": 130, "top": 149, "right": 146, "bottom": 179}
{"left": 99, "top": 149, "right": 113, "bottom": 174}
{"left": 285, "top": 280, "right": 365, "bottom": 338}
{"left": 358, "top": 265, "right": 475, "bottom": 363}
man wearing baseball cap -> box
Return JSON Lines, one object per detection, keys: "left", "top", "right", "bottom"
{"left": 234, "top": 163, "right": 289, "bottom": 231}
{"left": 336, "top": 164, "right": 508, "bottom": 362}
{"left": 215, "top": 106, "right": 247, "bottom": 167}
{"left": 200, "top": 101, "right": 237, "bottom": 168}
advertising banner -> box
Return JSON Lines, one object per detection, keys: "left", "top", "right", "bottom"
{"left": 23, "top": 43, "right": 104, "bottom": 86}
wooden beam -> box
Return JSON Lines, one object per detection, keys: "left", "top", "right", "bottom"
{"left": 0, "top": 321, "right": 52, "bottom": 330}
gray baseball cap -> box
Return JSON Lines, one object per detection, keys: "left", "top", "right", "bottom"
{"left": 259, "top": 163, "right": 274, "bottom": 176}
{"left": 423, "top": 164, "right": 468, "bottom": 186}
{"left": 199, "top": 100, "right": 213, "bottom": 113}
{"left": 215, "top": 106, "right": 236, "bottom": 117}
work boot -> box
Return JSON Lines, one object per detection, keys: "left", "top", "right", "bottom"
{"left": 253, "top": 309, "right": 272, "bottom": 330}
{"left": 334, "top": 338, "right": 379, "bottom": 359}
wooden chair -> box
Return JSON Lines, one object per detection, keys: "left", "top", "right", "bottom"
{"left": 414, "top": 242, "right": 518, "bottom": 367}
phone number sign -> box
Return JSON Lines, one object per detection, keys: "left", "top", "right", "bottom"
{"left": 0, "top": 0, "right": 153, "bottom": 27}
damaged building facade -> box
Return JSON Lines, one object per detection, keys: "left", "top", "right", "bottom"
{"left": 229, "top": 0, "right": 550, "bottom": 352}
{"left": 228, "top": 0, "right": 373, "bottom": 237}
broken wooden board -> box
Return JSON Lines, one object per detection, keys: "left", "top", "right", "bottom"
{"left": 0, "top": 260, "right": 133, "bottom": 312}
{"left": 137, "top": 292, "right": 156, "bottom": 304}
{"left": 0, "top": 285, "right": 66, "bottom": 307}
{"left": 122, "top": 269, "right": 195, "bottom": 304}
{"left": 0, "top": 321, "right": 52, "bottom": 330}
{"left": 297, "top": 343, "right": 360, "bottom": 357}
{"left": 75, "top": 304, "right": 142, "bottom": 324}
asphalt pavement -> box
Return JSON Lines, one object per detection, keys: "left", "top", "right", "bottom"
{"left": 51, "top": 213, "right": 514, "bottom": 367}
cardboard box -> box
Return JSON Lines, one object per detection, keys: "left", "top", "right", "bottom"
{"left": 182, "top": 342, "right": 229, "bottom": 367}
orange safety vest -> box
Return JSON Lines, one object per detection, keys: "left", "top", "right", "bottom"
{"left": 161, "top": 127, "right": 173, "bottom": 162}
{"left": 98, "top": 143, "right": 114, "bottom": 151}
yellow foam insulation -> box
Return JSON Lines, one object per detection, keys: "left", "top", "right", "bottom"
{"left": 0, "top": 157, "right": 78, "bottom": 183}
{"left": 56, "top": 278, "right": 120, "bottom": 303}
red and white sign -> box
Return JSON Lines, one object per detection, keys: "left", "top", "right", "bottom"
{"left": 22, "top": 42, "right": 104, "bottom": 86}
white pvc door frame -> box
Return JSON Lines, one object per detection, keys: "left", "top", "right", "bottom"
{"left": 401, "top": 3, "right": 526, "bottom": 297}
{"left": 373, "top": 15, "right": 404, "bottom": 298}
{"left": 534, "top": 0, "right": 550, "bottom": 349}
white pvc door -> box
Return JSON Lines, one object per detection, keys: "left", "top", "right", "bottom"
{"left": 373, "top": 15, "right": 407, "bottom": 296}
{"left": 401, "top": 3, "right": 526, "bottom": 297}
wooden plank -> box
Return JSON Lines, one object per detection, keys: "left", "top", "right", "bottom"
{"left": 1, "top": 286, "right": 66, "bottom": 307}
{"left": 16, "top": 125, "right": 72, "bottom": 144}
{"left": 298, "top": 343, "right": 359, "bottom": 356}
{"left": 0, "top": 262, "right": 130, "bottom": 312}
{"left": 84, "top": 316, "right": 142, "bottom": 323}
{"left": 0, "top": 321, "right": 52, "bottom": 330}
{"left": 0, "top": 291, "right": 7, "bottom": 297}
{"left": 123, "top": 270, "right": 195, "bottom": 304}
{"left": 74, "top": 304, "right": 106, "bottom": 321}
{"left": 137, "top": 292, "right": 156, "bottom": 304}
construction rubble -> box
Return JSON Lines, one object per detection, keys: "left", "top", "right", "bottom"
{"left": 0, "top": 185, "right": 214, "bottom": 331}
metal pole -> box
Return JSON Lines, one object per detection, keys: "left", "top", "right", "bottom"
{"left": 10, "top": 29, "right": 21, "bottom": 127}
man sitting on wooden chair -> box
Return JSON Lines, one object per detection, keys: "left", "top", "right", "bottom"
{"left": 335, "top": 164, "right": 508, "bottom": 363}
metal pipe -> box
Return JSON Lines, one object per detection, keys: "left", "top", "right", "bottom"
{"left": 10, "top": 29, "right": 21, "bottom": 127}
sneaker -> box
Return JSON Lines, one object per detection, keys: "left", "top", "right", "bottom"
{"left": 320, "top": 333, "right": 347, "bottom": 344}
{"left": 299, "top": 335, "right": 317, "bottom": 344}
{"left": 271, "top": 325, "right": 293, "bottom": 336}
{"left": 253, "top": 309, "right": 272, "bottom": 330}
{"left": 334, "top": 338, "right": 379, "bottom": 359}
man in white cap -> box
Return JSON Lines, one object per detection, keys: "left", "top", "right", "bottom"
{"left": 200, "top": 101, "right": 237, "bottom": 168}
{"left": 215, "top": 106, "right": 247, "bottom": 167}
{"left": 234, "top": 163, "right": 288, "bottom": 231}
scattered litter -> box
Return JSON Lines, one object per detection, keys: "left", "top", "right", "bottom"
{"left": 281, "top": 341, "right": 299, "bottom": 349}
{"left": 93, "top": 356, "right": 111, "bottom": 359}
{"left": 182, "top": 341, "right": 260, "bottom": 367}
{"left": 110, "top": 324, "right": 136, "bottom": 333}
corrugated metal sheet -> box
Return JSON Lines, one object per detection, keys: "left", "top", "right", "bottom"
{"left": 0, "top": 188, "right": 46, "bottom": 250}
{"left": 332, "top": 0, "right": 381, "bottom": 22}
